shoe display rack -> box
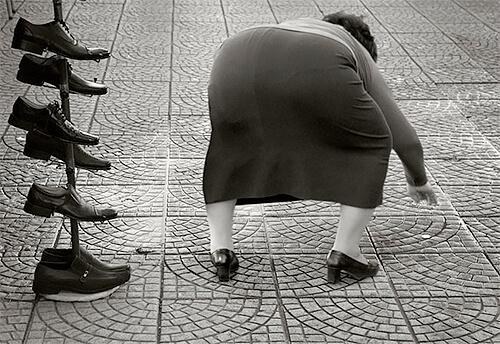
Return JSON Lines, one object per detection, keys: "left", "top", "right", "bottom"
{"left": 10, "top": 0, "right": 130, "bottom": 301}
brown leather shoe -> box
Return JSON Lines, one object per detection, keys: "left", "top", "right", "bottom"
{"left": 32, "top": 255, "right": 129, "bottom": 296}
{"left": 12, "top": 17, "right": 110, "bottom": 61}
{"left": 9, "top": 96, "right": 99, "bottom": 145}
{"left": 42, "top": 247, "right": 130, "bottom": 272}
{"left": 16, "top": 54, "right": 108, "bottom": 95}
{"left": 24, "top": 183, "right": 118, "bottom": 221}
{"left": 24, "top": 130, "right": 111, "bottom": 170}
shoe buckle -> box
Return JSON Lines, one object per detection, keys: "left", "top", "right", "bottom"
{"left": 80, "top": 269, "right": 89, "bottom": 283}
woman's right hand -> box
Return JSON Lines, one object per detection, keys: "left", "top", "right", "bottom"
{"left": 407, "top": 181, "right": 438, "bottom": 205}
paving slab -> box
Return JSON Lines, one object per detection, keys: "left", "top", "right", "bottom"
{"left": 0, "top": 0, "right": 499, "bottom": 342}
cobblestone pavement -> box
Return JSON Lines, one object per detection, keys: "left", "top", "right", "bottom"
{"left": 1, "top": 0, "right": 499, "bottom": 343}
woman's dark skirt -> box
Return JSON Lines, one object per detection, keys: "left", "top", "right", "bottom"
{"left": 203, "top": 27, "right": 392, "bottom": 208}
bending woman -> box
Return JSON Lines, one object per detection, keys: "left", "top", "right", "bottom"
{"left": 203, "top": 13, "right": 437, "bottom": 282}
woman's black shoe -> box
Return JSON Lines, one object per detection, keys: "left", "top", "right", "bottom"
{"left": 210, "top": 249, "right": 239, "bottom": 282}
{"left": 326, "top": 250, "right": 379, "bottom": 284}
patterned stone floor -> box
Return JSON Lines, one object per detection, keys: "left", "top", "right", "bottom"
{"left": 0, "top": 0, "right": 499, "bottom": 343}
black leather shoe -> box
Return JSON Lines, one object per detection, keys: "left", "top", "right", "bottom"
{"left": 32, "top": 255, "right": 129, "bottom": 298}
{"left": 42, "top": 247, "right": 130, "bottom": 272}
{"left": 24, "top": 183, "right": 118, "bottom": 221}
{"left": 9, "top": 96, "right": 99, "bottom": 145}
{"left": 326, "top": 250, "right": 379, "bottom": 283}
{"left": 12, "top": 17, "right": 110, "bottom": 61}
{"left": 17, "top": 54, "right": 107, "bottom": 95}
{"left": 210, "top": 249, "right": 239, "bottom": 282}
{"left": 24, "top": 130, "right": 111, "bottom": 170}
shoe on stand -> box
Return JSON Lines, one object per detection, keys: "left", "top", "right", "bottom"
{"left": 24, "top": 183, "right": 118, "bottom": 221}
{"left": 12, "top": 17, "right": 110, "bottom": 61}
{"left": 17, "top": 54, "right": 108, "bottom": 95}
{"left": 42, "top": 246, "right": 130, "bottom": 272}
{"left": 24, "top": 130, "right": 111, "bottom": 170}
{"left": 33, "top": 254, "right": 129, "bottom": 302}
{"left": 9, "top": 96, "right": 99, "bottom": 145}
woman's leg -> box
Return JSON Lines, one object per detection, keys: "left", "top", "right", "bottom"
{"left": 206, "top": 199, "right": 237, "bottom": 253}
{"left": 332, "top": 204, "right": 375, "bottom": 264}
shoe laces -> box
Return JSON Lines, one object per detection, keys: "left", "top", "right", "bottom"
{"left": 50, "top": 101, "right": 89, "bottom": 136}
{"left": 58, "top": 20, "right": 78, "bottom": 44}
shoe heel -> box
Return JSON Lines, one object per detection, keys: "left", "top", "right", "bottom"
{"left": 24, "top": 200, "right": 53, "bottom": 218}
{"left": 23, "top": 145, "right": 52, "bottom": 160}
{"left": 216, "top": 266, "right": 230, "bottom": 282}
{"left": 12, "top": 38, "right": 44, "bottom": 55}
{"left": 16, "top": 71, "right": 44, "bottom": 86}
{"left": 32, "top": 281, "right": 60, "bottom": 295}
{"left": 8, "top": 115, "right": 33, "bottom": 131}
{"left": 327, "top": 266, "right": 341, "bottom": 284}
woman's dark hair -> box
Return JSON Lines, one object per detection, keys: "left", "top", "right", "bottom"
{"left": 322, "top": 12, "right": 378, "bottom": 62}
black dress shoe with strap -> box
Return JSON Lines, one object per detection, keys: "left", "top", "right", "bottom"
{"left": 24, "top": 130, "right": 111, "bottom": 171}
{"left": 16, "top": 54, "right": 108, "bottom": 95}
{"left": 12, "top": 17, "right": 110, "bottom": 61}
{"left": 33, "top": 255, "right": 129, "bottom": 301}
{"left": 326, "top": 250, "right": 379, "bottom": 284}
{"left": 42, "top": 247, "right": 130, "bottom": 273}
{"left": 24, "top": 183, "right": 118, "bottom": 221}
{"left": 9, "top": 96, "right": 99, "bottom": 145}
{"left": 210, "top": 249, "right": 239, "bottom": 282}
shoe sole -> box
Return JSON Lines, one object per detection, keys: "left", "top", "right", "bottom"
{"left": 38, "top": 286, "right": 119, "bottom": 302}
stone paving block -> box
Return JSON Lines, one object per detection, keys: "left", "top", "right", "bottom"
{"left": 108, "top": 46, "right": 173, "bottom": 68}
{"left": 171, "top": 81, "right": 208, "bottom": 100}
{"left": 0, "top": 158, "right": 66, "bottom": 187}
{"left": 166, "top": 215, "right": 267, "bottom": 254}
{"left": 381, "top": 252, "right": 500, "bottom": 297}
{"left": 170, "top": 96, "right": 208, "bottom": 116}
{"left": 453, "top": 100, "right": 500, "bottom": 136}
{"left": 171, "top": 65, "right": 211, "bottom": 83}
{"left": 379, "top": 68, "right": 446, "bottom": 100}
{"left": 400, "top": 296, "right": 500, "bottom": 344}
{"left": 265, "top": 217, "right": 375, "bottom": 255}
{"left": 76, "top": 157, "right": 167, "bottom": 186}
{"left": 161, "top": 297, "right": 285, "bottom": 344}
{"left": 426, "top": 159, "right": 500, "bottom": 186}
{"left": 105, "top": 64, "right": 173, "bottom": 81}
{"left": 437, "top": 83, "right": 500, "bottom": 101}
{"left": 271, "top": 6, "right": 323, "bottom": 23}
{"left": 439, "top": 185, "right": 500, "bottom": 217}
{"left": 100, "top": 80, "right": 170, "bottom": 103}
{"left": 282, "top": 297, "right": 413, "bottom": 343}
{"left": 375, "top": 185, "right": 456, "bottom": 217}
{"left": 164, "top": 253, "right": 276, "bottom": 298}
{"left": 0, "top": 185, "right": 32, "bottom": 218}
{"left": 273, "top": 254, "right": 393, "bottom": 298}
{"left": 123, "top": 0, "right": 173, "bottom": 16}
{"left": 0, "top": 247, "right": 42, "bottom": 301}
{"left": 419, "top": 134, "right": 500, "bottom": 160}
{"left": 368, "top": 215, "right": 480, "bottom": 254}
{"left": 397, "top": 99, "right": 475, "bottom": 136}
{"left": 263, "top": 200, "right": 339, "bottom": 218}
{"left": 0, "top": 216, "right": 60, "bottom": 252}
{"left": 77, "top": 184, "right": 166, "bottom": 217}
{"left": 94, "top": 133, "right": 169, "bottom": 159}
{"left": 57, "top": 216, "right": 165, "bottom": 254}
{"left": 463, "top": 217, "right": 500, "bottom": 253}
{"left": 92, "top": 104, "right": 169, "bottom": 136}
{"left": 174, "top": 5, "right": 225, "bottom": 23}
{"left": 167, "top": 183, "right": 206, "bottom": 217}
{"left": 169, "top": 134, "right": 209, "bottom": 159}
{"left": 27, "top": 296, "right": 159, "bottom": 343}
{"left": 424, "top": 67, "right": 497, "bottom": 84}
{"left": 5, "top": 1, "right": 63, "bottom": 23}
{"left": 0, "top": 300, "right": 32, "bottom": 344}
